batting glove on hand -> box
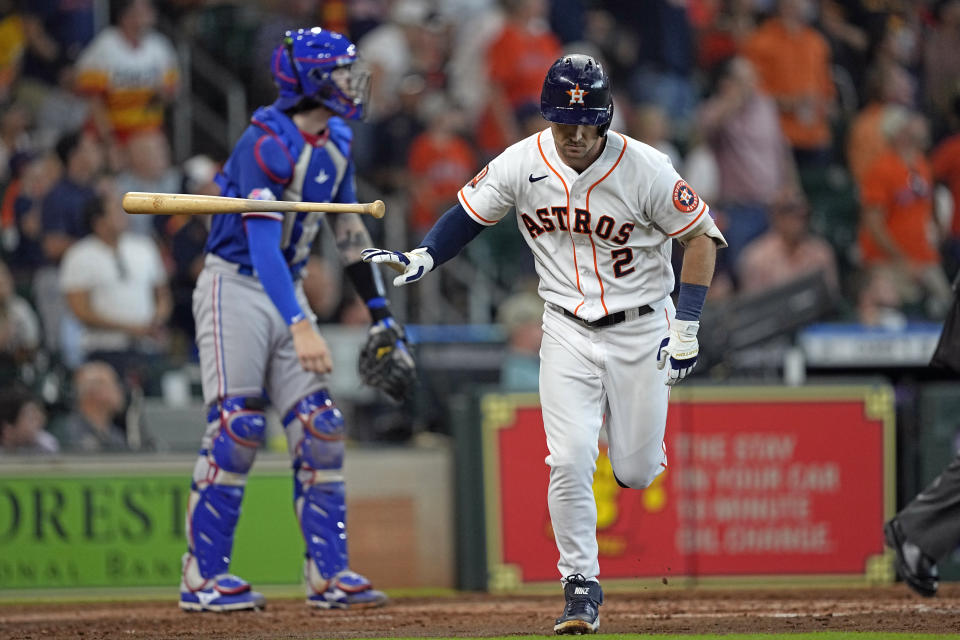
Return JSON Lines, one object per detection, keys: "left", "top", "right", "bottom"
{"left": 656, "top": 319, "right": 700, "bottom": 385}
{"left": 358, "top": 317, "right": 416, "bottom": 403}
{"left": 360, "top": 247, "right": 434, "bottom": 287}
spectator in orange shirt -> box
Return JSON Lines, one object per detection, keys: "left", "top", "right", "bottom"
{"left": 743, "top": 0, "right": 835, "bottom": 166}
{"left": 476, "top": 0, "right": 561, "bottom": 157}
{"left": 407, "top": 98, "right": 477, "bottom": 239}
{"left": 74, "top": 0, "right": 179, "bottom": 161}
{"left": 858, "top": 106, "right": 953, "bottom": 317}
{"left": 846, "top": 62, "right": 914, "bottom": 185}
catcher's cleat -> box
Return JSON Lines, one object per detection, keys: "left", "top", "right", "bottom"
{"left": 179, "top": 574, "right": 266, "bottom": 612}
{"left": 554, "top": 574, "right": 602, "bottom": 635}
{"left": 306, "top": 569, "right": 388, "bottom": 610}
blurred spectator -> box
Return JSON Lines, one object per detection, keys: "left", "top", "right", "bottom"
{"left": 167, "top": 155, "right": 216, "bottom": 344}
{"left": 743, "top": 0, "right": 836, "bottom": 166}
{"left": 932, "top": 92, "right": 960, "bottom": 272}
{"left": 34, "top": 130, "right": 103, "bottom": 355}
{"left": 698, "top": 56, "right": 796, "bottom": 267}
{"left": 515, "top": 101, "right": 550, "bottom": 138}
{"left": 358, "top": 0, "right": 447, "bottom": 121}
{"left": 407, "top": 97, "right": 477, "bottom": 238}
{"left": 58, "top": 360, "right": 128, "bottom": 452}
{"left": 115, "top": 130, "right": 181, "bottom": 236}
{"left": 925, "top": 0, "right": 960, "bottom": 134}
{"left": 581, "top": 5, "right": 638, "bottom": 88}
{"left": 476, "top": 0, "right": 561, "bottom": 156}
{"left": 0, "top": 2, "right": 24, "bottom": 104}
{"left": 818, "top": 0, "right": 870, "bottom": 93}
{"left": 337, "top": 292, "right": 373, "bottom": 326}
{"left": 847, "top": 62, "right": 914, "bottom": 184}
{"left": 302, "top": 255, "right": 342, "bottom": 324}
{"left": 0, "top": 258, "right": 41, "bottom": 369}
{"left": 0, "top": 151, "right": 61, "bottom": 283}
{"left": 19, "top": 0, "right": 95, "bottom": 95}
{"left": 618, "top": 0, "right": 697, "bottom": 135}
{"left": 857, "top": 267, "right": 907, "bottom": 328}
{"left": 75, "top": 0, "right": 179, "bottom": 162}
{"left": 33, "top": 70, "right": 90, "bottom": 152}
{"left": 250, "top": 0, "right": 321, "bottom": 108}
{"left": 0, "top": 384, "right": 58, "bottom": 456}
{"left": 41, "top": 130, "right": 103, "bottom": 264}
{"left": 59, "top": 183, "right": 171, "bottom": 377}
{"left": 368, "top": 73, "right": 427, "bottom": 193}
{"left": 858, "top": 106, "right": 954, "bottom": 318}
{"left": 549, "top": 0, "right": 585, "bottom": 44}
{"left": 868, "top": 11, "right": 921, "bottom": 89}
{"left": 630, "top": 103, "right": 682, "bottom": 169}
{"left": 695, "top": 0, "right": 758, "bottom": 72}
{"left": 0, "top": 103, "right": 33, "bottom": 184}
{"left": 496, "top": 290, "right": 544, "bottom": 392}
{"left": 446, "top": 0, "right": 504, "bottom": 124}
{"left": 736, "top": 187, "right": 839, "bottom": 294}
{"left": 347, "top": 0, "right": 391, "bottom": 42}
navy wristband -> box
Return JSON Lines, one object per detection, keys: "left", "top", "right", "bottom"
{"left": 675, "top": 283, "right": 708, "bottom": 321}
{"left": 420, "top": 203, "right": 485, "bottom": 267}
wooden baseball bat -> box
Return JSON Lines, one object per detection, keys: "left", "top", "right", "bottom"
{"left": 122, "top": 192, "right": 385, "bottom": 219}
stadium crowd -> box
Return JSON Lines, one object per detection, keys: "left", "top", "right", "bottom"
{"left": 1, "top": 0, "right": 959, "bottom": 454}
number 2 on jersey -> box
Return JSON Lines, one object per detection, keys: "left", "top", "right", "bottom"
{"left": 611, "top": 248, "right": 634, "bottom": 278}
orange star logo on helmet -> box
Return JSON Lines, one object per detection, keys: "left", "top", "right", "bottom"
{"left": 566, "top": 83, "right": 589, "bottom": 105}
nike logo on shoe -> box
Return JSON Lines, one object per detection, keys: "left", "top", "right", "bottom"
{"left": 574, "top": 587, "right": 590, "bottom": 595}
{"left": 529, "top": 174, "right": 548, "bottom": 183}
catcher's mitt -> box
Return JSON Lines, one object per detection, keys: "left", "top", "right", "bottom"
{"left": 358, "top": 318, "right": 416, "bottom": 402}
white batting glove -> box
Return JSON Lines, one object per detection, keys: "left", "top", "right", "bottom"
{"left": 656, "top": 319, "right": 700, "bottom": 385}
{"left": 361, "top": 247, "right": 434, "bottom": 287}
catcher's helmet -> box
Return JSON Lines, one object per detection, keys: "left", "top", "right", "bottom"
{"left": 271, "top": 27, "right": 368, "bottom": 119}
{"left": 540, "top": 54, "right": 613, "bottom": 136}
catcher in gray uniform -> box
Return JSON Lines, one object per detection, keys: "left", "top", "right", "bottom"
{"left": 178, "top": 27, "right": 415, "bottom": 613}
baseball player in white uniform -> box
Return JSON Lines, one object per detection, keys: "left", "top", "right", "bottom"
{"left": 363, "top": 54, "right": 726, "bottom": 634}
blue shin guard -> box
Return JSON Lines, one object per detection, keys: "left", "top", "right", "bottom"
{"left": 284, "top": 390, "right": 387, "bottom": 609}
{"left": 180, "top": 396, "right": 267, "bottom": 611}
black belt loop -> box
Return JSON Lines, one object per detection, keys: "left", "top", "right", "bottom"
{"left": 562, "top": 305, "right": 653, "bottom": 329}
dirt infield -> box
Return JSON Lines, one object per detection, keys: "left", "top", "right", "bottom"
{"left": 2, "top": 586, "right": 959, "bottom": 639}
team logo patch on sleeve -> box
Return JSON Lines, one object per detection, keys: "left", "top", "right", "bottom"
{"left": 672, "top": 180, "right": 700, "bottom": 213}
{"left": 469, "top": 165, "right": 489, "bottom": 188}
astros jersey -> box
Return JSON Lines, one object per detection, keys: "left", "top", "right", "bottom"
{"left": 205, "top": 105, "right": 357, "bottom": 279}
{"left": 74, "top": 26, "right": 179, "bottom": 138}
{"left": 458, "top": 128, "right": 725, "bottom": 322}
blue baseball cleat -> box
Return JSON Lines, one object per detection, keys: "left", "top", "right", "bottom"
{"left": 179, "top": 574, "right": 266, "bottom": 612}
{"left": 554, "top": 574, "right": 603, "bottom": 635}
{"left": 305, "top": 567, "right": 388, "bottom": 609}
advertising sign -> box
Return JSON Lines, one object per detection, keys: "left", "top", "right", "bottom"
{"left": 0, "top": 472, "right": 303, "bottom": 589}
{"left": 482, "top": 386, "right": 895, "bottom": 589}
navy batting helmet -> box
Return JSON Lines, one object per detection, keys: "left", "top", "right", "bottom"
{"left": 540, "top": 54, "right": 613, "bottom": 136}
